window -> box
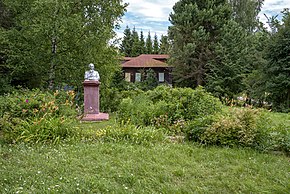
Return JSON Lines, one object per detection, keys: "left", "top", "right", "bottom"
{"left": 125, "top": 73, "right": 131, "bottom": 82}
{"left": 135, "top": 73, "right": 141, "bottom": 82}
{"left": 158, "top": 72, "right": 164, "bottom": 82}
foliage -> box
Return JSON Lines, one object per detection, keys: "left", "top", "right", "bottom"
{"left": 141, "top": 68, "right": 159, "bottom": 91}
{"left": 168, "top": 0, "right": 268, "bottom": 106}
{"left": 256, "top": 112, "right": 290, "bottom": 154}
{"left": 153, "top": 33, "right": 159, "bottom": 54}
{"left": 117, "top": 85, "right": 223, "bottom": 130}
{"left": 206, "top": 20, "right": 256, "bottom": 101}
{"left": 228, "top": 0, "right": 264, "bottom": 32}
{"left": 145, "top": 31, "right": 153, "bottom": 54}
{"left": 200, "top": 108, "right": 262, "bottom": 147}
{"left": 262, "top": 11, "right": 290, "bottom": 112}
{"left": 159, "top": 35, "right": 170, "bottom": 54}
{"left": 169, "top": 0, "right": 232, "bottom": 87}
{"left": 0, "top": 0, "right": 126, "bottom": 90}
{"left": 139, "top": 30, "right": 146, "bottom": 54}
{"left": 0, "top": 0, "right": 14, "bottom": 29}
{"left": 0, "top": 89, "right": 79, "bottom": 144}
{"left": 183, "top": 107, "right": 290, "bottom": 154}
{"left": 119, "top": 27, "right": 163, "bottom": 56}
{"left": 120, "top": 25, "right": 133, "bottom": 57}
{"left": 131, "top": 27, "right": 140, "bottom": 57}
{"left": 101, "top": 75, "right": 145, "bottom": 113}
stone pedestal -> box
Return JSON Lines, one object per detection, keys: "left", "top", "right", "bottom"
{"left": 82, "top": 80, "right": 109, "bottom": 121}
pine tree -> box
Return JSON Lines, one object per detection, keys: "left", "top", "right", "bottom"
{"left": 153, "top": 33, "right": 159, "bottom": 54}
{"left": 139, "top": 30, "right": 146, "bottom": 54}
{"left": 145, "top": 31, "right": 153, "bottom": 54}
{"left": 159, "top": 35, "right": 169, "bottom": 54}
{"left": 120, "top": 26, "right": 132, "bottom": 57}
{"left": 168, "top": 0, "right": 232, "bottom": 87}
{"left": 206, "top": 20, "right": 255, "bottom": 102}
{"left": 229, "top": 0, "right": 264, "bottom": 32}
{"left": 131, "top": 26, "right": 140, "bottom": 57}
{"left": 262, "top": 11, "right": 290, "bottom": 111}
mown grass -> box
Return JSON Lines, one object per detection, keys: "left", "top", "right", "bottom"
{"left": 1, "top": 142, "right": 289, "bottom": 193}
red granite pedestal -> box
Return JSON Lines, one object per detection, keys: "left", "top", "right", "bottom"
{"left": 82, "top": 80, "right": 109, "bottom": 121}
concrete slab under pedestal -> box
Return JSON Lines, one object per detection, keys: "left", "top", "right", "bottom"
{"left": 82, "top": 113, "right": 109, "bottom": 121}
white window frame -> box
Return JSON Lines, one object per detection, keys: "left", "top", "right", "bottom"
{"left": 125, "top": 72, "right": 131, "bottom": 82}
{"left": 135, "top": 72, "right": 141, "bottom": 82}
{"left": 158, "top": 72, "right": 165, "bottom": 82}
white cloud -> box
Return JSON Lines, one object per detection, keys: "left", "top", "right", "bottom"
{"left": 262, "top": 0, "right": 290, "bottom": 12}
{"left": 116, "top": 0, "right": 290, "bottom": 39}
{"left": 259, "top": 0, "right": 290, "bottom": 28}
{"left": 124, "top": 0, "right": 176, "bottom": 21}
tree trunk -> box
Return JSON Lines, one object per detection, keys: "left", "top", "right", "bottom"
{"left": 49, "top": 37, "right": 57, "bottom": 89}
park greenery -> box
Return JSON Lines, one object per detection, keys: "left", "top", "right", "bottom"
{"left": 0, "top": 0, "right": 289, "bottom": 193}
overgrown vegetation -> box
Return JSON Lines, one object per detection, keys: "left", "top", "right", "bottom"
{"left": 0, "top": 89, "right": 80, "bottom": 144}
{"left": 0, "top": 86, "right": 288, "bottom": 155}
{"left": 168, "top": 0, "right": 289, "bottom": 112}
{"left": 0, "top": 0, "right": 289, "bottom": 192}
{"left": 114, "top": 86, "right": 289, "bottom": 154}
{"left": 117, "top": 85, "right": 222, "bottom": 127}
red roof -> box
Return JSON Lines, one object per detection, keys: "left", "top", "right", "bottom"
{"left": 122, "top": 54, "right": 170, "bottom": 68}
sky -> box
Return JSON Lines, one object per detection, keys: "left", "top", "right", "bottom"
{"left": 115, "top": 0, "right": 290, "bottom": 40}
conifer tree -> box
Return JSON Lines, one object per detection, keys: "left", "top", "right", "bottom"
{"left": 131, "top": 26, "right": 140, "bottom": 57}
{"left": 153, "top": 33, "right": 159, "bottom": 54}
{"left": 159, "top": 35, "right": 169, "bottom": 54}
{"left": 139, "top": 30, "right": 145, "bottom": 54}
{"left": 169, "top": 0, "right": 232, "bottom": 87}
{"left": 120, "top": 26, "right": 132, "bottom": 57}
{"left": 229, "top": 0, "right": 264, "bottom": 32}
{"left": 262, "top": 11, "right": 290, "bottom": 111}
{"left": 145, "top": 31, "right": 153, "bottom": 54}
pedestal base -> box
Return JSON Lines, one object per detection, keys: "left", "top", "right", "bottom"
{"left": 82, "top": 113, "right": 109, "bottom": 121}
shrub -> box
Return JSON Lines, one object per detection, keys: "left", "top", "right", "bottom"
{"left": 100, "top": 86, "right": 144, "bottom": 113}
{"left": 117, "top": 94, "right": 155, "bottom": 126}
{"left": 256, "top": 112, "right": 290, "bottom": 154}
{"left": 1, "top": 115, "right": 79, "bottom": 144}
{"left": 116, "top": 85, "right": 223, "bottom": 132}
{"left": 200, "top": 108, "right": 261, "bottom": 147}
{"left": 0, "top": 88, "right": 79, "bottom": 144}
{"left": 184, "top": 115, "right": 218, "bottom": 142}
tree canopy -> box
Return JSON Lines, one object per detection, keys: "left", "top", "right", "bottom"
{"left": 0, "top": 0, "right": 127, "bottom": 91}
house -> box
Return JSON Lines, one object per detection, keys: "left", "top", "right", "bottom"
{"left": 121, "top": 54, "right": 172, "bottom": 84}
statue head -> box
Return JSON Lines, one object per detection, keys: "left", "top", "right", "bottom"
{"left": 89, "top": 63, "right": 94, "bottom": 70}
{"left": 85, "top": 63, "right": 100, "bottom": 81}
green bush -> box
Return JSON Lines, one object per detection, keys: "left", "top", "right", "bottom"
{"left": 100, "top": 86, "right": 144, "bottom": 113}
{"left": 117, "top": 94, "right": 155, "bottom": 126}
{"left": 200, "top": 108, "right": 261, "bottom": 147}
{"left": 117, "top": 85, "right": 223, "bottom": 131}
{"left": 184, "top": 115, "right": 218, "bottom": 142}
{"left": 256, "top": 113, "right": 290, "bottom": 154}
{"left": 0, "top": 88, "right": 79, "bottom": 144}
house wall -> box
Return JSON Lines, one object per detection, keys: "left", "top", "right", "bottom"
{"left": 123, "top": 67, "right": 172, "bottom": 84}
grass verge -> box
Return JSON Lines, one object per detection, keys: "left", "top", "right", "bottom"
{"left": 0, "top": 142, "right": 289, "bottom": 193}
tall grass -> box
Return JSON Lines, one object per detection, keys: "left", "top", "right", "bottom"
{"left": 0, "top": 142, "right": 289, "bottom": 193}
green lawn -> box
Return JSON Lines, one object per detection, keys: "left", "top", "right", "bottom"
{"left": 1, "top": 142, "right": 289, "bottom": 193}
